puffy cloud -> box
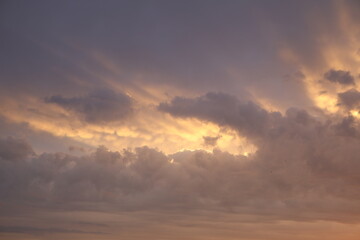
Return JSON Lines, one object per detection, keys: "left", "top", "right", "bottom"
{"left": 45, "top": 89, "right": 133, "bottom": 124}
{"left": 1, "top": 128, "right": 360, "bottom": 223}
{"left": 338, "top": 89, "right": 360, "bottom": 110}
{"left": 324, "top": 69, "right": 355, "bottom": 85}
{"left": 1, "top": 92, "right": 360, "bottom": 225}
{"left": 333, "top": 116, "right": 359, "bottom": 137}
{"left": 158, "top": 93, "right": 360, "bottom": 207}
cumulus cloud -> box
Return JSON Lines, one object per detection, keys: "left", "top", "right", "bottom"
{"left": 45, "top": 89, "right": 133, "bottom": 124}
{"left": 1, "top": 118, "right": 360, "bottom": 223}
{"left": 159, "top": 92, "right": 360, "bottom": 199}
{"left": 324, "top": 69, "right": 355, "bottom": 85}
{"left": 338, "top": 89, "right": 360, "bottom": 110}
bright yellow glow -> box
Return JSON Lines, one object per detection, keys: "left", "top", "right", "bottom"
{"left": 0, "top": 92, "right": 256, "bottom": 155}
{"left": 303, "top": 69, "right": 340, "bottom": 114}
{"left": 350, "top": 110, "right": 360, "bottom": 118}
{"left": 248, "top": 89, "right": 286, "bottom": 113}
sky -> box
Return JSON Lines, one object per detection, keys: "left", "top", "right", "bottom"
{"left": 1, "top": 0, "right": 360, "bottom": 239}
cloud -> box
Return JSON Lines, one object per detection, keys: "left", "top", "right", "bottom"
{"left": 158, "top": 92, "right": 280, "bottom": 138}
{"left": 1, "top": 128, "right": 360, "bottom": 223}
{"left": 68, "top": 145, "right": 85, "bottom": 153}
{"left": 1, "top": 1, "right": 360, "bottom": 238}
{"left": 338, "top": 88, "right": 360, "bottom": 110}
{"left": 45, "top": 89, "right": 133, "bottom": 124}
{"left": 202, "top": 135, "right": 221, "bottom": 147}
{"left": 333, "top": 115, "right": 359, "bottom": 137}
{"left": 0, "top": 137, "right": 34, "bottom": 161}
{"left": 159, "top": 92, "right": 360, "bottom": 191}
{"left": 324, "top": 69, "right": 355, "bottom": 85}
{"left": 1, "top": 92, "right": 360, "bottom": 226}
{"left": 0, "top": 0, "right": 335, "bottom": 110}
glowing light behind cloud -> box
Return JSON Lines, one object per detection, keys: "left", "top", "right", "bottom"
{"left": 1, "top": 1, "right": 360, "bottom": 239}
{"left": 0, "top": 90, "right": 253, "bottom": 155}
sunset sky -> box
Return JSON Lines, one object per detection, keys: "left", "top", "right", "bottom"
{"left": 1, "top": 0, "right": 360, "bottom": 239}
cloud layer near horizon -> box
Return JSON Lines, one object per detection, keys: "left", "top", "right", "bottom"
{"left": 1, "top": 93, "right": 360, "bottom": 224}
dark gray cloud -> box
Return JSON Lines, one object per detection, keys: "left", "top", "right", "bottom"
{"left": 338, "top": 89, "right": 360, "bottom": 109}
{"left": 159, "top": 92, "right": 280, "bottom": 138}
{"left": 324, "top": 69, "right": 355, "bottom": 85}
{"left": 202, "top": 135, "right": 221, "bottom": 147}
{"left": 45, "top": 89, "right": 133, "bottom": 123}
{"left": 333, "top": 115, "right": 359, "bottom": 137}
